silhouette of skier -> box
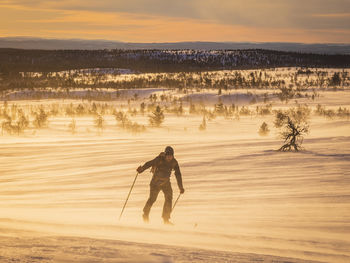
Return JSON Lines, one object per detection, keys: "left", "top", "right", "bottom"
{"left": 137, "top": 146, "right": 184, "bottom": 225}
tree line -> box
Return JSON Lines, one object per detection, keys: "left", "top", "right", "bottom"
{"left": 1, "top": 48, "right": 349, "bottom": 76}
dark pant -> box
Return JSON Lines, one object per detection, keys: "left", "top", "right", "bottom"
{"left": 143, "top": 178, "right": 173, "bottom": 220}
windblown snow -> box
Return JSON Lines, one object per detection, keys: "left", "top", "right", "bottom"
{"left": 0, "top": 68, "right": 349, "bottom": 263}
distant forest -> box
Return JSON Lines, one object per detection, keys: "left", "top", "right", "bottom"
{"left": 0, "top": 49, "right": 349, "bottom": 75}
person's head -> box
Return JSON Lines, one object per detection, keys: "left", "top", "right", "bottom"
{"left": 164, "top": 146, "right": 174, "bottom": 162}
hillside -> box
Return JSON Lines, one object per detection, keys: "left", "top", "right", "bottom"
{"left": 0, "top": 49, "right": 349, "bottom": 74}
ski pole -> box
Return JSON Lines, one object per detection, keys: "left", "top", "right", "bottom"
{"left": 172, "top": 193, "right": 181, "bottom": 212}
{"left": 119, "top": 172, "right": 139, "bottom": 220}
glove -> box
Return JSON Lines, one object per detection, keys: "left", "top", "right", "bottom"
{"left": 180, "top": 188, "right": 185, "bottom": 194}
{"left": 137, "top": 166, "right": 143, "bottom": 173}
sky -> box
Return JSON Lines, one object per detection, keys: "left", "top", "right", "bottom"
{"left": 0, "top": 0, "right": 349, "bottom": 43}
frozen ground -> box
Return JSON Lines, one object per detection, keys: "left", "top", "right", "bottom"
{"left": 1, "top": 227, "right": 327, "bottom": 263}
{"left": 0, "top": 80, "right": 350, "bottom": 262}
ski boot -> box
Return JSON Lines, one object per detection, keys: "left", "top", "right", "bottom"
{"left": 142, "top": 213, "right": 149, "bottom": 223}
{"left": 163, "top": 218, "right": 174, "bottom": 226}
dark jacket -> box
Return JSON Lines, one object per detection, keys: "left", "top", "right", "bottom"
{"left": 140, "top": 152, "right": 183, "bottom": 190}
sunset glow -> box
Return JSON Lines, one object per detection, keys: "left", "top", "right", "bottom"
{"left": 1, "top": 0, "right": 349, "bottom": 43}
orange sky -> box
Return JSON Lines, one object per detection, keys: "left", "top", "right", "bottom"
{"left": 1, "top": 0, "right": 349, "bottom": 43}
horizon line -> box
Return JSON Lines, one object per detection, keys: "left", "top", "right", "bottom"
{"left": 1, "top": 36, "right": 350, "bottom": 46}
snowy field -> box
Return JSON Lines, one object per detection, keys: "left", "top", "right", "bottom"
{"left": 0, "top": 69, "right": 349, "bottom": 263}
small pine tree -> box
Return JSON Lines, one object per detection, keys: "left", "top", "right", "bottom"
{"left": 330, "top": 72, "right": 341, "bottom": 86}
{"left": 94, "top": 114, "right": 105, "bottom": 133}
{"left": 1, "top": 109, "right": 29, "bottom": 135}
{"left": 258, "top": 122, "right": 270, "bottom": 136}
{"left": 149, "top": 106, "right": 164, "bottom": 127}
{"left": 15, "top": 110, "right": 29, "bottom": 135}
{"left": 91, "top": 102, "right": 97, "bottom": 114}
{"left": 140, "top": 102, "right": 146, "bottom": 115}
{"left": 1, "top": 114, "right": 12, "bottom": 135}
{"left": 114, "top": 111, "right": 146, "bottom": 134}
{"left": 214, "top": 102, "right": 224, "bottom": 114}
{"left": 177, "top": 102, "right": 183, "bottom": 116}
{"left": 199, "top": 116, "right": 207, "bottom": 131}
{"left": 76, "top": 104, "right": 86, "bottom": 116}
{"left": 114, "top": 111, "right": 129, "bottom": 128}
{"left": 33, "top": 108, "right": 48, "bottom": 128}
{"left": 189, "top": 103, "right": 196, "bottom": 114}
{"left": 65, "top": 103, "right": 75, "bottom": 116}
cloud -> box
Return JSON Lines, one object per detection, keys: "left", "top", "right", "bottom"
{"left": 4, "top": 0, "right": 350, "bottom": 28}
{"left": 312, "top": 13, "right": 350, "bottom": 18}
{"left": 1, "top": 0, "right": 349, "bottom": 42}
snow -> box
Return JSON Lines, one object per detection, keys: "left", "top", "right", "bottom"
{"left": 0, "top": 69, "right": 349, "bottom": 262}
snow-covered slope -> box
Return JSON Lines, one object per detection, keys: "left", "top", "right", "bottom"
{"left": 0, "top": 108, "right": 349, "bottom": 262}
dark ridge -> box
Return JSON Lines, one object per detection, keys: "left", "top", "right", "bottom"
{"left": 0, "top": 48, "right": 349, "bottom": 74}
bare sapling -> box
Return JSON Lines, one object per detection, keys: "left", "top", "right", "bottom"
{"left": 274, "top": 106, "right": 310, "bottom": 151}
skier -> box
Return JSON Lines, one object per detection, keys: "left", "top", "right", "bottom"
{"left": 137, "top": 146, "right": 185, "bottom": 225}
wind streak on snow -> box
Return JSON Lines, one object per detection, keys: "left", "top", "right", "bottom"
{"left": 0, "top": 98, "right": 350, "bottom": 262}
